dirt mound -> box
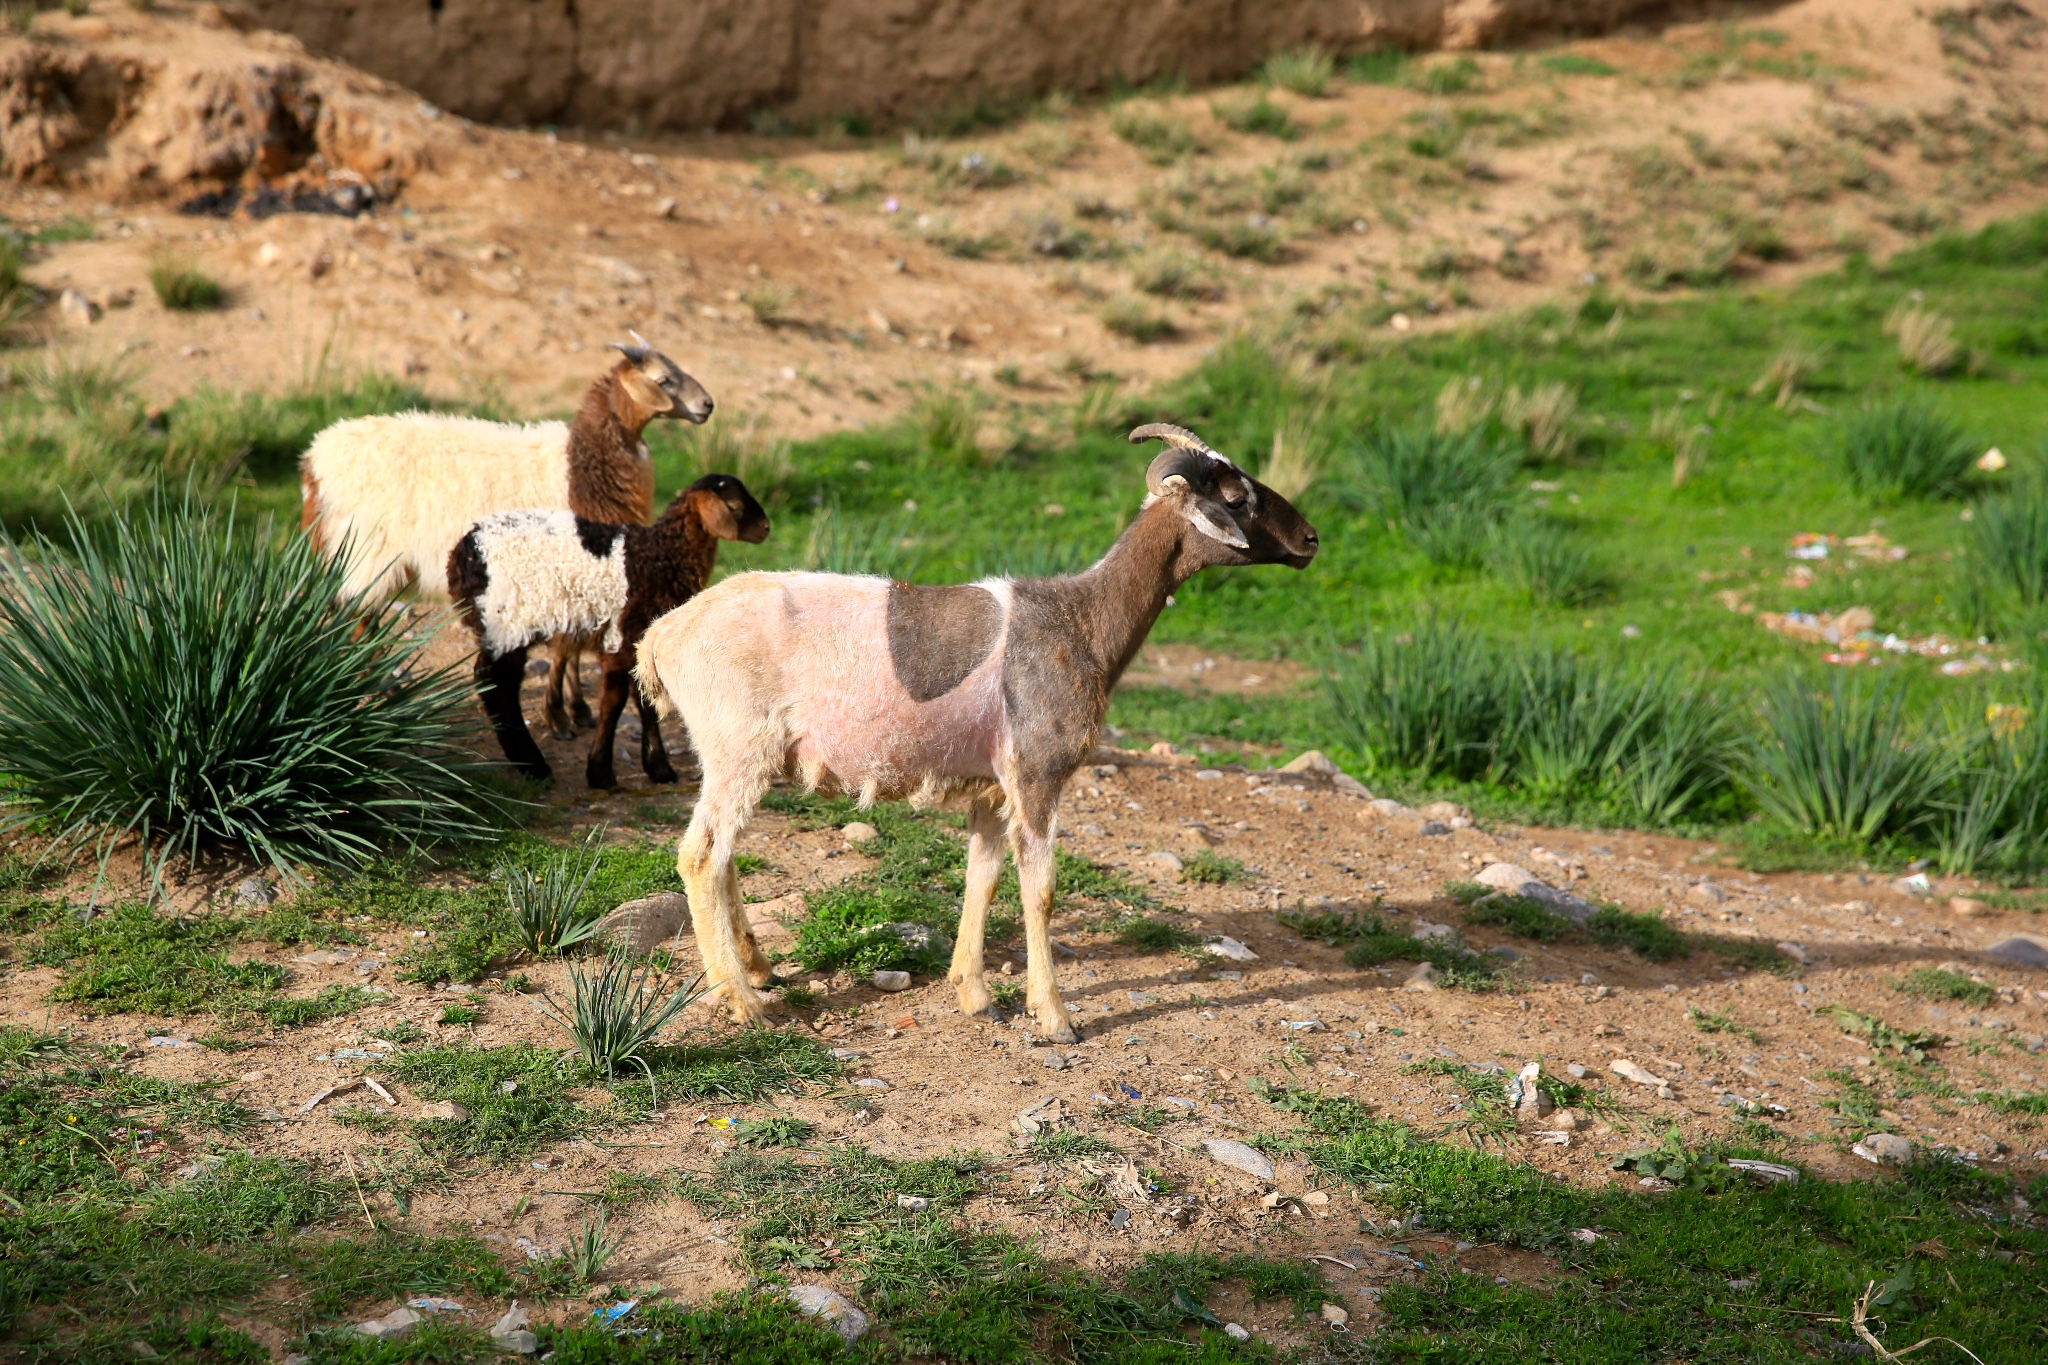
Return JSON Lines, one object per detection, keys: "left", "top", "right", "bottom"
{"left": 0, "top": 5, "right": 433, "bottom": 197}
{"left": 244, "top": 0, "right": 1674, "bottom": 133}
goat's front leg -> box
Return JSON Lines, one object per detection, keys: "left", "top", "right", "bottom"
{"left": 476, "top": 645, "right": 551, "bottom": 780}
{"left": 542, "top": 635, "right": 590, "bottom": 740}
{"left": 1012, "top": 810, "right": 1076, "bottom": 1043}
{"left": 947, "top": 797, "right": 1006, "bottom": 1017}
{"left": 585, "top": 654, "right": 630, "bottom": 790}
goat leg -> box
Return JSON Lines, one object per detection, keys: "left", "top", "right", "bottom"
{"left": 723, "top": 858, "right": 776, "bottom": 988}
{"left": 541, "top": 635, "right": 585, "bottom": 740}
{"left": 635, "top": 687, "right": 678, "bottom": 784}
{"left": 585, "top": 655, "right": 631, "bottom": 790}
{"left": 677, "top": 810, "right": 769, "bottom": 1025}
{"left": 1012, "top": 807, "right": 1077, "bottom": 1043}
{"left": 476, "top": 645, "right": 551, "bottom": 781}
{"left": 948, "top": 797, "right": 1006, "bottom": 1017}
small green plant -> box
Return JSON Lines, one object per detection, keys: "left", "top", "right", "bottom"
{"left": 1828, "top": 394, "right": 1978, "bottom": 501}
{"left": 1687, "top": 1005, "right": 1763, "bottom": 1042}
{"left": 1410, "top": 56, "right": 1483, "bottom": 95}
{"left": 1111, "top": 107, "right": 1201, "bottom": 164}
{"left": 0, "top": 234, "right": 34, "bottom": 330}
{"left": 1030, "top": 1130, "right": 1116, "bottom": 1160}
{"left": 438, "top": 1003, "right": 481, "bottom": 1026}
{"left": 910, "top": 382, "right": 986, "bottom": 464}
{"left": 1101, "top": 294, "right": 1179, "bottom": 343}
{"left": 1461, "top": 891, "right": 1570, "bottom": 942}
{"left": 732, "top": 1114, "right": 816, "bottom": 1148}
{"left": 260, "top": 984, "right": 377, "bottom": 1029}
{"left": 566, "top": 1211, "right": 624, "bottom": 1284}
{"left": 147, "top": 251, "right": 224, "bottom": 311}
{"left": 1115, "top": 915, "right": 1204, "bottom": 955}
{"left": 1747, "top": 672, "right": 1949, "bottom": 845}
{"left": 1488, "top": 517, "right": 1607, "bottom": 606}
{"left": 1262, "top": 45, "right": 1336, "bottom": 97}
{"left": 538, "top": 950, "right": 705, "bottom": 1081}
{"left": 1960, "top": 475, "right": 2048, "bottom": 626}
{"left": 1210, "top": 94, "right": 1301, "bottom": 140}
{"left": 501, "top": 831, "right": 608, "bottom": 956}
{"left": 740, "top": 280, "right": 797, "bottom": 325}
{"left": 1895, "top": 967, "right": 1995, "bottom": 1006}
{"left": 989, "top": 978, "right": 1024, "bottom": 1012}
{"left": 1587, "top": 906, "right": 1689, "bottom": 962}
{"left": 1820, "top": 1005, "right": 1944, "bottom": 1062}
{"left": 1277, "top": 902, "right": 1502, "bottom": 988}
{"left": 1179, "top": 849, "right": 1249, "bottom": 884}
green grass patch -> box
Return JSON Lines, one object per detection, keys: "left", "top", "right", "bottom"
{"left": 1895, "top": 966, "right": 1996, "bottom": 1006}
{"left": 1587, "top": 905, "right": 1690, "bottom": 961}
{"left": 1277, "top": 900, "right": 1504, "bottom": 989}
{"left": 1178, "top": 849, "right": 1250, "bottom": 884}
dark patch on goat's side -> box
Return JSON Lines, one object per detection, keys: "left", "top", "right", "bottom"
{"left": 446, "top": 530, "right": 491, "bottom": 637}
{"left": 999, "top": 578, "right": 1114, "bottom": 818}
{"left": 575, "top": 517, "right": 623, "bottom": 560}
{"left": 886, "top": 583, "right": 1003, "bottom": 703}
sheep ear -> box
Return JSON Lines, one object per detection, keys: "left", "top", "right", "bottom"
{"left": 618, "top": 366, "right": 673, "bottom": 415}
{"left": 1183, "top": 500, "right": 1249, "bottom": 550}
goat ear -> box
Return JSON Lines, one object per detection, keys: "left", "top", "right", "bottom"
{"left": 1182, "top": 499, "right": 1250, "bottom": 550}
{"left": 695, "top": 490, "right": 741, "bottom": 540}
{"left": 618, "top": 366, "right": 673, "bottom": 416}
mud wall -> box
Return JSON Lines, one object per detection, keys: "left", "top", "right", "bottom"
{"left": 243, "top": 0, "right": 1664, "bottom": 132}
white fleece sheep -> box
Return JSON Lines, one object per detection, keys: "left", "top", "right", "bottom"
{"left": 303, "top": 414, "right": 574, "bottom": 601}
{"left": 466, "top": 509, "right": 629, "bottom": 656}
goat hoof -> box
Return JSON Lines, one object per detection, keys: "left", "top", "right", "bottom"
{"left": 585, "top": 768, "right": 618, "bottom": 791}
{"left": 547, "top": 725, "right": 576, "bottom": 742}
{"left": 1039, "top": 1017, "right": 1080, "bottom": 1045}
{"left": 518, "top": 762, "right": 553, "bottom": 782}
{"left": 645, "top": 763, "right": 679, "bottom": 785}
{"left": 955, "top": 981, "right": 993, "bottom": 1016}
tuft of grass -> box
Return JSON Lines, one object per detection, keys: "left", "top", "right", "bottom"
{"left": 1259, "top": 417, "right": 1325, "bottom": 501}
{"left": 1819, "top": 1005, "right": 1944, "bottom": 1062}
{"left": 36, "top": 905, "right": 285, "bottom": 1016}
{"left": 147, "top": 250, "right": 224, "bottom": 311}
{"left": 1113, "top": 914, "right": 1206, "bottom": 955}
{"left": 1029, "top": 1130, "right": 1116, "bottom": 1160}
{"left": 1359, "top": 425, "right": 1518, "bottom": 566}
{"left": 501, "top": 830, "right": 608, "bottom": 955}
{"left": 1100, "top": 293, "right": 1179, "bottom": 343}
{"left": 1110, "top": 107, "right": 1202, "bottom": 164}
{"left": 1488, "top": 516, "right": 1608, "bottom": 606}
{"left": 381, "top": 1041, "right": 615, "bottom": 1161}
{"left": 1960, "top": 474, "right": 2048, "bottom": 627}
{"left": 1884, "top": 298, "right": 1962, "bottom": 376}
{"left": 1210, "top": 93, "right": 1302, "bottom": 140}
{"left": 1262, "top": 45, "right": 1336, "bottom": 97}
{"left": 1746, "top": 672, "right": 1949, "bottom": 846}
{"left": 566, "top": 1211, "right": 624, "bottom": 1284}
{"left": 1129, "top": 249, "right": 1225, "bottom": 301}
{"left": 1895, "top": 967, "right": 1995, "bottom": 1006}
{"left": 1278, "top": 901, "right": 1503, "bottom": 988}
{"left": 1828, "top": 393, "right": 1979, "bottom": 500}
{"left": 0, "top": 233, "right": 34, "bottom": 331}
{"left": 1687, "top": 1005, "right": 1763, "bottom": 1041}
{"left": 1178, "top": 849, "right": 1249, "bottom": 884}
{"left": 1587, "top": 905, "right": 1689, "bottom": 961}
{"left": 259, "top": 983, "right": 377, "bottom": 1029}
{"left": 909, "top": 382, "right": 986, "bottom": 465}
{"left": 538, "top": 950, "right": 704, "bottom": 1080}
{"left": 1461, "top": 891, "right": 1572, "bottom": 942}
{"left": 0, "top": 494, "right": 502, "bottom": 884}
{"left": 732, "top": 1113, "right": 817, "bottom": 1148}
{"left": 1410, "top": 55, "right": 1483, "bottom": 95}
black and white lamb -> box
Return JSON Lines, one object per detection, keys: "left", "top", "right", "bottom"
{"left": 448, "top": 473, "right": 770, "bottom": 788}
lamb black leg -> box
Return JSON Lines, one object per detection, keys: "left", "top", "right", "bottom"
{"left": 636, "top": 686, "right": 678, "bottom": 784}
{"left": 585, "top": 657, "right": 630, "bottom": 790}
{"left": 478, "top": 646, "right": 551, "bottom": 781}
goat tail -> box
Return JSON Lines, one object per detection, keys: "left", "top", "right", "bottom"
{"left": 634, "top": 608, "right": 689, "bottom": 720}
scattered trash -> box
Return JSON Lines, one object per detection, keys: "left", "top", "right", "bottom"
{"left": 853, "top": 1077, "right": 891, "bottom": 1091}
{"left": 1979, "top": 447, "right": 2007, "bottom": 471}
{"left": 513, "top": 1237, "right": 551, "bottom": 1262}
{"left": 1163, "top": 1097, "right": 1196, "bottom": 1109}
{"left": 1788, "top": 533, "right": 1833, "bottom": 560}
{"left": 1118, "top": 1082, "right": 1141, "bottom": 1100}
{"left": 490, "top": 1301, "right": 539, "bottom": 1354}
{"left": 319, "top": 1049, "right": 381, "bottom": 1062}
{"left": 1201, "top": 1139, "right": 1275, "bottom": 1181}
{"left": 828, "top": 1048, "right": 864, "bottom": 1062}
{"left": 301, "top": 1079, "right": 365, "bottom": 1113}
{"left": 593, "top": 1300, "right": 638, "bottom": 1323}
{"left": 780, "top": 1285, "right": 872, "bottom": 1343}
{"left": 1608, "top": 1060, "right": 1667, "bottom": 1089}
{"left": 1223, "top": 1323, "right": 1252, "bottom": 1342}
{"left": 871, "top": 971, "right": 912, "bottom": 992}
{"left": 896, "top": 1195, "right": 930, "bottom": 1212}
{"left": 363, "top": 1078, "right": 398, "bottom": 1106}
{"left": 1280, "top": 1019, "right": 1326, "bottom": 1032}
{"left": 1852, "top": 1133, "right": 1913, "bottom": 1165}
{"left": 1410, "top": 920, "right": 1456, "bottom": 942}
{"left": 1506, "top": 1061, "right": 1555, "bottom": 1118}
{"left": 1321, "top": 1303, "right": 1350, "bottom": 1327}
{"left": 1726, "top": 1159, "right": 1800, "bottom": 1185}
{"left": 1203, "top": 936, "right": 1259, "bottom": 962}
{"left": 1775, "top": 941, "right": 1812, "bottom": 964}
{"left": 1535, "top": 1131, "right": 1570, "bottom": 1146}
{"left": 146, "top": 1035, "right": 197, "bottom": 1049}
{"left": 1571, "top": 1228, "right": 1601, "bottom": 1244}
{"left": 407, "top": 1297, "right": 464, "bottom": 1312}
{"left": 1893, "top": 874, "right": 1931, "bottom": 897}
{"left": 355, "top": 1308, "right": 422, "bottom": 1341}
{"left": 1015, "top": 1097, "right": 1070, "bottom": 1135}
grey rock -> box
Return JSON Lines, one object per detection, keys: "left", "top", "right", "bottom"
{"left": 828, "top": 1048, "right": 865, "bottom": 1062}
{"left": 1417, "top": 821, "right": 1451, "bottom": 836}
{"left": 233, "top": 875, "right": 276, "bottom": 908}
{"left": 842, "top": 821, "right": 881, "bottom": 846}
{"left": 1148, "top": 850, "right": 1185, "bottom": 872}
{"left": 853, "top": 1077, "right": 891, "bottom": 1091}
{"left": 58, "top": 288, "right": 100, "bottom": 326}
{"left": 1689, "top": 880, "right": 1728, "bottom": 904}
{"left": 356, "top": 1308, "right": 423, "bottom": 1340}
{"left": 1281, "top": 750, "right": 1340, "bottom": 777}
{"left": 1203, "top": 935, "right": 1259, "bottom": 962}
{"left": 1473, "top": 862, "right": 1593, "bottom": 923}
{"left": 782, "top": 1285, "right": 871, "bottom": 1343}
{"left": 1224, "top": 1323, "right": 1251, "bottom": 1342}
{"left": 1332, "top": 773, "right": 1373, "bottom": 798}
{"left": 594, "top": 891, "right": 691, "bottom": 956}
{"left": 1986, "top": 935, "right": 2048, "bottom": 970}
{"left": 1852, "top": 1133, "right": 1913, "bottom": 1165}
{"left": 871, "top": 970, "right": 912, "bottom": 992}
{"left": 1109, "top": 1207, "right": 1132, "bottom": 1229}
{"left": 1202, "top": 1138, "right": 1275, "bottom": 1180}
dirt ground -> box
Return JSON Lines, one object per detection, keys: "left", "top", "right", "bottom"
{"left": 9, "top": 0, "right": 2048, "bottom": 442}
{"left": 5, "top": 647, "right": 2045, "bottom": 1347}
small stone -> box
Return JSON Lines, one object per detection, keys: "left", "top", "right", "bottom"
{"left": 1852, "top": 1133, "right": 1912, "bottom": 1165}
{"left": 1302, "top": 1190, "right": 1330, "bottom": 1206}
{"left": 1541, "top": 1111, "right": 1580, "bottom": 1133}
{"left": 1367, "top": 797, "right": 1415, "bottom": 819}
{"left": 1609, "top": 1060, "right": 1667, "bottom": 1089}
{"left": 1202, "top": 1139, "right": 1275, "bottom": 1180}
{"left": 232, "top": 875, "right": 275, "bottom": 908}
{"left": 652, "top": 196, "right": 679, "bottom": 218}
{"left": 871, "top": 970, "right": 912, "bottom": 992}
{"left": 1473, "top": 862, "right": 1593, "bottom": 923}
{"left": 1656, "top": 1084, "right": 1676, "bottom": 1100}
{"left": 1986, "top": 935, "right": 2048, "bottom": 969}
{"left": 1411, "top": 920, "right": 1455, "bottom": 942}
{"left": 1148, "top": 850, "right": 1185, "bottom": 872}
{"left": 1204, "top": 935, "right": 1259, "bottom": 962}
{"left": 594, "top": 891, "right": 691, "bottom": 955}
{"left": 1039, "top": 1050, "right": 1070, "bottom": 1070}
{"left": 1404, "top": 962, "right": 1441, "bottom": 992}
{"left": 842, "top": 821, "right": 881, "bottom": 846}
{"left": 1179, "top": 824, "right": 1222, "bottom": 850}
{"left": 1689, "top": 881, "right": 1727, "bottom": 904}
{"left": 1320, "top": 1303, "right": 1350, "bottom": 1326}
{"left": 1949, "top": 897, "right": 1990, "bottom": 918}
{"left": 1513, "top": 1061, "right": 1554, "bottom": 1118}
{"left": 356, "top": 1308, "right": 423, "bottom": 1341}
{"left": 828, "top": 1047, "right": 865, "bottom": 1062}
{"left": 420, "top": 1100, "right": 469, "bottom": 1121}
{"left": 59, "top": 288, "right": 100, "bottom": 326}
{"left": 853, "top": 1077, "right": 891, "bottom": 1091}
{"left": 1565, "top": 1064, "right": 1587, "bottom": 1079}
{"left": 1775, "top": 942, "right": 1810, "bottom": 964}
{"left": 1417, "top": 801, "right": 1471, "bottom": 823}
{"left": 1281, "top": 750, "right": 1340, "bottom": 777}
{"left": 879, "top": 921, "right": 950, "bottom": 956}
{"left": 1109, "top": 1207, "right": 1132, "bottom": 1229}
{"left": 1224, "top": 1323, "right": 1251, "bottom": 1342}
{"left": 896, "top": 1194, "right": 929, "bottom": 1211}
{"left": 1417, "top": 821, "right": 1451, "bottom": 837}
{"left": 781, "top": 1285, "right": 872, "bottom": 1343}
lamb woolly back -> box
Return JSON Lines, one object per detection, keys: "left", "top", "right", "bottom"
{"left": 299, "top": 337, "right": 712, "bottom": 603}
{"left": 450, "top": 473, "right": 770, "bottom": 788}
{"left": 636, "top": 424, "right": 1318, "bottom": 1036}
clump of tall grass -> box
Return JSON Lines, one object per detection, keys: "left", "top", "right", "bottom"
{"left": 1260, "top": 415, "right": 1325, "bottom": 501}
{"left": 1828, "top": 394, "right": 1977, "bottom": 500}
{"left": 1744, "top": 672, "right": 1950, "bottom": 846}
{"left": 1749, "top": 342, "right": 1826, "bottom": 410}
{"left": 1884, "top": 298, "right": 1961, "bottom": 376}
{"left": 1209, "top": 93, "right": 1301, "bottom": 140}
{"left": 1958, "top": 474, "right": 2048, "bottom": 631}
{"left": 1359, "top": 425, "right": 1517, "bottom": 565}
{"left": 0, "top": 494, "right": 501, "bottom": 884}
{"left": 1487, "top": 517, "right": 1607, "bottom": 606}
{"left": 0, "top": 234, "right": 35, "bottom": 331}
{"left": 794, "top": 505, "right": 922, "bottom": 578}
{"left": 147, "top": 251, "right": 223, "bottom": 311}
{"left": 1111, "top": 107, "right": 1201, "bottom": 164}
{"left": 1262, "top": 45, "right": 1336, "bottom": 97}
{"left": 1654, "top": 401, "right": 1714, "bottom": 488}
{"left": 1500, "top": 381, "right": 1579, "bottom": 461}
{"left": 1322, "top": 619, "right": 1511, "bottom": 782}
{"left": 502, "top": 832, "right": 609, "bottom": 955}
{"left": 566, "top": 1211, "right": 624, "bottom": 1283}
{"left": 1129, "top": 249, "right": 1225, "bottom": 301}
{"left": 910, "top": 382, "right": 986, "bottom": 465}
{"left": 538, "top": 950, "right": 703, "bottom": 1080}
{"left": 1100, "top": 294, "right": 1179, "bottom": 343}
{"left": 669, "top": 410, "right": 795, "bottom": 498}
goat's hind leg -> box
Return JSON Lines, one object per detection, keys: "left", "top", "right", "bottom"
{"left": 947, "top": 796, "right": 1006, "bottom": 1017}
{"left": 722, "top": 859, "right": 776, "bottom": 989}
{"left": 476, "top": 646, "right": 550, "bottom": 781}
{"left": 676, "top": 794, "right": 771, "bottom": 1025}
{"left": 541, "top": 635, "right": 587, "bottom": 740}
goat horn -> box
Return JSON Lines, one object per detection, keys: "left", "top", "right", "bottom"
{"left": 1128, "top": 422, "right": 1214, "bottom": 454}
{"left": 610, "top": 334, "right": 653, "bottom": 361}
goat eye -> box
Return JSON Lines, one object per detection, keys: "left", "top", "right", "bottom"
{"left": 1222, "top": 483, "right": 1247, "bottom": 506}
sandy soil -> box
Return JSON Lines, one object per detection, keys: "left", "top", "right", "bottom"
{"left": 6, "top": 666, "right": 2045, "bottom": 1342}
{"left": 8, "top": 0, "right": 2048, "bottom": 447}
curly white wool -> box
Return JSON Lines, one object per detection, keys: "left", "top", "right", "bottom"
{"left": 472, "top": 509, "right": 629, "bottom": 656}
